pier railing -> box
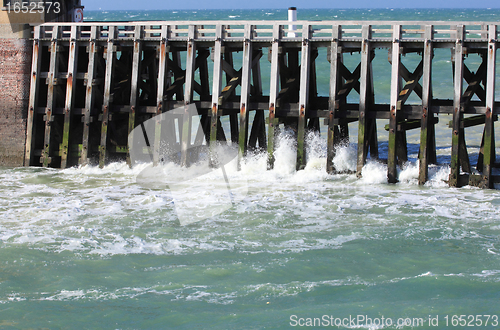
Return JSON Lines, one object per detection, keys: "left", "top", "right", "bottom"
{"left": 32, "top": 20, "right": 497, "bottom": 41}
{"left": 24, "top": 20, "right": 500, "bottom": 188}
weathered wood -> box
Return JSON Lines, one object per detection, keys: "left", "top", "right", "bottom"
{"left": 327, "top": 25, "right": 342, "bottom": 174}
{"left": 267, "top": 25, "right": 281, "bottom": 170}
{"left": 80, "top": 26, "right": 99, "bottom": 165}
{"left": 248, "top": 110, "right": 262, "bottom": 148}
{"left": 388, "top": 25, "right": 401, "bottom": 183}
{"left": 463, "top": 64, "right": 486, "bottom": 103}
{"left": 481, "top": 25, "right": 497, "bottom": 188}
{"left": 356, "top": 25, "right": 372, "bottom": 177}
{"left": 99, "top": 26, "right": 116, "bottom": 168}
{"left": 42, "top": 26, "right": 61, "bottom": 167}
{"left": 447, "top": 114, "right": 498, "bottom": 129}
{"left": 459, "top": 130, "right": 471, "bottom": 173}
{"left": 252, "top": 49, "right": 266, "bottom": 151}
{"left": 60, "top": 26, "right": 78, "bottom": 169}
{"left": 418, "top": 25, "right": 435, "bottom": 185}
{"left": 461, "top": 60, "right": 487, "bottom": 110}
{"left": 238, "top": 24, "right": 253, "bottom": 167}
{"left": 449, "top": 25, "right": 465, "bottom": 187}
{"left": 25, "top": 26, "right": 42, "bottom": 166}
{"left": 180, "top": 25, "right": 196, "bottom": 167}
{"left": 209, "top": 25, "right": 223, "bottom": 166}
{"left": 198, "top": 48, "right": 211, "bottom": 99}
{"left": 385, "top": 118, "right": 439, "bottom": 132}
{"left": 398, "top": 61, "right": 423, "bottom": 109}
{"left": 297, "top": 24, "right": 311, "bottom": 171}
{"left": 224, "top": 47, "right": 239, "bottom": 145}
{"left": 24, "top": 20, "right": 500, "bottom": 190}
{"left": 154, "top": 25, "right": 169, "bottom": 166}
{"left": 127, "top": 25, "right": 143, "bottom": 167}
{"left": 399, "top": 63, "right": 423, "bottom": 100}
{"left": 338, "top": 62, "right": 361, "bottom": 98}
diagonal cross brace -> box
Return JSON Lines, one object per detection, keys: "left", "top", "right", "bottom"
{"left": 218, "top": 50, "right": 263, "bottom": 104}
{"left": 277, "top": 51, "right": 320, "bottom": 106}
{"left": 397, "top": 60, "right": 424, "bottom": 110}
{"left": 461, "top": 60, "right": 487, "bottom": 109}
{"left": 164, "top": 51, "right": 210, "bottom": 99}
{"left": 337, "top": 62, "right": 361, "bottom": 102}
{"left": 336, "top": 51, "right": 375, "bottom": 105}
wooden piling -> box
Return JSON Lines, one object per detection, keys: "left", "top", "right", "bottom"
{"left": 388, "top": 25, "right": 402, "bottom": 183}
{"left": 99, "top": 26, "right": 116, "bottom": 168}
{"left": 151, "top": 26, "right": 169, "bottom": 166}
{"left": 267, "top": 24, "right": 281, "bottom": 170}
{"left": 419, "top": 25, "right": 434, "bottom": 185}
{"left": 180, "top": 25, "right": 196, "bottom": 167}
{"left": 126, "top": 25, "right": 143, "bottom": 167}
{"left": 80, "top": 26, "right": 99, "bottom": 165}
{"left": 449, "top": 25, "right": 465, "bottom": 187}
{"left": 238, "top": 24, "right": 253, "bottom": 168}
{"left": 250, "top": 49, "right": 266, "bottom": 151}
{"left": 60, "top": 26, "right": 78, "bottom": 169}
{"left": 356, "top": 25, "right": 372, "bottom": 177}
{"left": 482, "top": 25, "right": 497, "bottom": 188}
{"left": 296, "top": 24, "right": 311, "bottom": 171}
{"left": 24, "top": 25, "right": 42, "bottom": 167}
{"left": 210, "top": 25, "right": 223, "bottom": 166}
{"left": 41, "top": 26, "right": 61, "bottom": 168}
{"left": 327, "top": 25, "right": 341, "bottom": 174}
{"left": 21, "top": 20, "right": 500, "bottom": 189}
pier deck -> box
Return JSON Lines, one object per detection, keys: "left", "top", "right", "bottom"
{"left": 24, "top": 20, "right": 500, "bottom": 187}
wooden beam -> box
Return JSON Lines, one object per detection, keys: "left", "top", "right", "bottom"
{"left": 209, "top": 24, "right": 223, "bottom": 167}
{"left": 154, "top": 25, "right": 169, "bottom": 166}
{"left": 267, "top": 24, "right": 281, "bottom": 170}
{"left": 99, "top": 26, "right": 116, "bottom": 168}
{"left": 80, "top": 26, "right": 99, "bottom": 165}
{"left": 419, "top": 26, "right": 435, "bottom": 184}
{"left": 219, "top": 70, "right": 242, "bottom": 105}
{"left": 127, "top": 25, "right": 143, "bottom": 167}
{"left": 221, "top": 47, "right": 239, "bottom": 146}
{"left": 447, "top": 114, "right": 498, "bottom": 128}
{"left": 238, "top": 24, "right": 253, "bottom": 168}
{"left": 25, "top": 26, "right": 42, "bottom": 167}
{"left": 297, "top": 24, "right": 311, "bottom": 171}
{"left": 388, "top": 24, "right": 402, "bottom": 183}
{"left": 61, "top": 26, "right": 79, "bottom": 169}
{"left": 481, "top": 24, "right": 497, "bottom": 188}
{"left": 385, "top": 117, "right": 439, "bottom": 131}
{"left": 461, "top": 60, "right": 487, "bottom": 109}
{"left": 337, "top": 62, "right": 361, "bottom": 102}
{"left": 356, "top": 25, "right": 372, "bottom": 177}
{"left": 398, "top": 60, "right": 423, "bottom": 109}
{"left": 327, "top": 25, "right": 342, "bottom": 174}
{"left": 41, "top": 26, "right": 61, "bottom": 167}
{"left": 399, "top": 63, "right": 423, "bottom": 99}
{"left": 463, "top": 64, "right": 486, "bottom": 103}
{"left": 180, "top": 25, "right": 196, "bottom": 167}
{"left": 450, "top": 25, "right": 465, "bottom": 187}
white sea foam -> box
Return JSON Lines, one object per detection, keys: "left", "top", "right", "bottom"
{"left": 2, "top": 128, "right": 500, "bottom": 258}
{"left": 360, "top": 161, "right": 388, "bottom": 184}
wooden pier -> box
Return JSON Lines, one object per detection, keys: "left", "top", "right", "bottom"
{"left": 24, "top": 20, "right": 500, "bottom": 188}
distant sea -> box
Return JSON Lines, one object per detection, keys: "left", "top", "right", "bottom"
{"left": 1, "top": 8, "right": 500, "bottom": 330}
{"left": 84, "top": 8, "right": 500, "bottom": 23}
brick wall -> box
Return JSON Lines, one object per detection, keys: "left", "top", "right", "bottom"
{"left": 0, "top": 37, "right": 32, "bottom": 166}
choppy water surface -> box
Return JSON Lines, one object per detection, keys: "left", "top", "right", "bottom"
{"left": 1, "top": 129, "right": 500, "bottom": 329}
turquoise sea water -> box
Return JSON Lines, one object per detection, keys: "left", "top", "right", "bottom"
{"left": 1, "top": 9, "right": 500, "bottom": 330}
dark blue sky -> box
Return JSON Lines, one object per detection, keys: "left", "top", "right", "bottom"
{"left": 82, "top": 0, "right": 499, "bottom": 10}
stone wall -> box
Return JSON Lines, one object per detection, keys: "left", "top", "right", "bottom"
{"left": 0, "top": 36, "right": 32, "bottom": 166}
